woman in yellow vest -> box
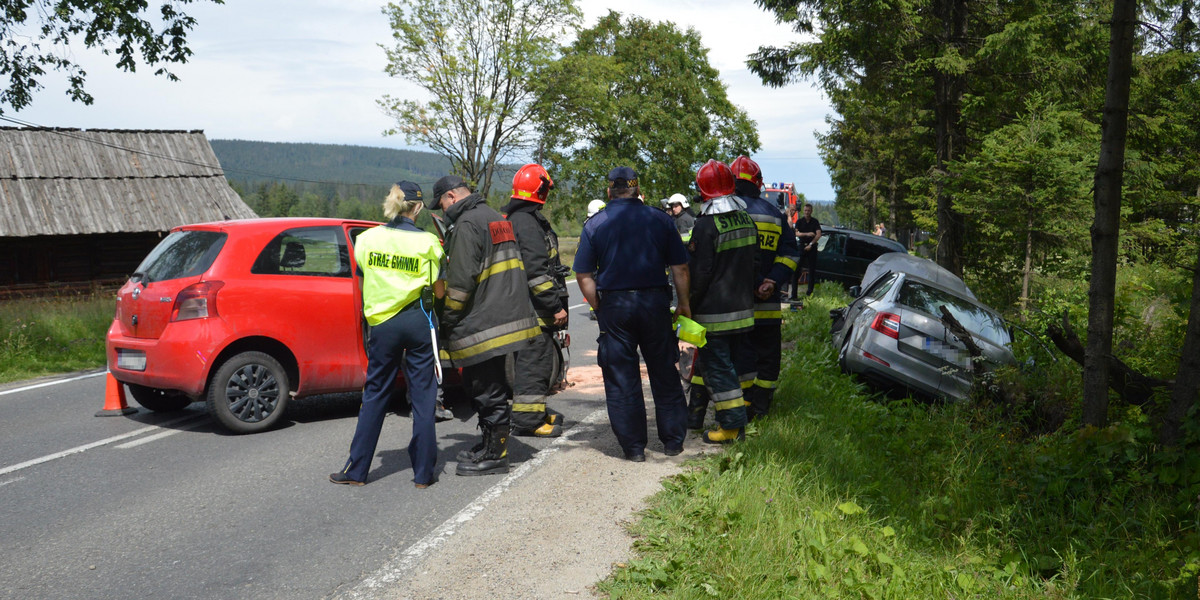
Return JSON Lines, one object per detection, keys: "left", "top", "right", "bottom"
{"left": 331, "top": 181, "right": 445, "bottom": 488}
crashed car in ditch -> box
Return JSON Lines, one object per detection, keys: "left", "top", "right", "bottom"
{"left": 830, "top": 253, "right": 1015, "bottom": 401}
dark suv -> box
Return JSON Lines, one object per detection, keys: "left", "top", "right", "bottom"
{"left": 815, "top": 227, "right": 907, "bottom": 288}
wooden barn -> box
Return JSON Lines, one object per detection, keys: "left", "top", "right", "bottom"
{"left": 0, "top": 127, "right": 257, "bottom": 295}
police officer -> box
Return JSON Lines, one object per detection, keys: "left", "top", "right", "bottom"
{"left": 573, "top": 166, "right": 691, "bottom": 461}
{"left": 729, "top": 155, "right": 800, "bottom": 420}
{"left": 332, "top": 181, "right": 444, "bottom": 488}
{"left": 432, "top": 175, "right": 542, "bottom": 477}
{"left": 505, "top": 163, "right": 570, "bottom": 437}
{"left": 688, "top": 160, "right": 756, "bottom": 444}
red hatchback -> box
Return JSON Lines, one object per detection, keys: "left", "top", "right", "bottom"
{"left": 106, "top": 217, "right": 388, "bottom": 433}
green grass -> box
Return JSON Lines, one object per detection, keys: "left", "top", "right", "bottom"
{"left": 599, "top": 284, "right": 1199, "bottom": 599}
{"left": 0, "top": 293, "right": 113, "bottom": 383}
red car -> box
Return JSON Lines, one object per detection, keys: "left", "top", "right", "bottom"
{"left": 106, "top": 217, "right": 406, "bottom": 433}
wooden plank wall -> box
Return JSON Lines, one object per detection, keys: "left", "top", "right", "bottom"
{"left": 0, "top": 232, "right": 164, "bottom": 292}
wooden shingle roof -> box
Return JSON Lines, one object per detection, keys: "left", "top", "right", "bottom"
{"left": 0, "top": 127, "right": 257, "bottom": 237}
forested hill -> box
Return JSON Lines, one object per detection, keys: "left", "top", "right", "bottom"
{"left": 209, "top": 139, "right": 450, "bottom": 189}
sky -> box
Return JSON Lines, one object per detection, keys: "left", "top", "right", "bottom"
{"left": 10, "top": 0, "right": 835, "bottom": 200}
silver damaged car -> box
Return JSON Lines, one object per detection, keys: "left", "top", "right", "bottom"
{"left": 830, "top": 253, "right": 1015, "bottom": 400}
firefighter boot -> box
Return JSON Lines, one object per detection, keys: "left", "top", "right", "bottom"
{"left": 703, "top": 427, "right": 745, "bottom": 444}
{"left": 455, "top": 438, "right": 485, "bottom": 463}
{"left": 525, "top": 408, "right": 564, "bottom": 437}
{"left": 456, "top": 424, "right": 510, "bottom": 476}
{"left": 545, "top": 408, "right": 566, "bottom": 429}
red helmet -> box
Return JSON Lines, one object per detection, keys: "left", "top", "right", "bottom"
{"left": 730, "top": 155, "right": 763, "bottom": 186}
{"left": 511, "top": 163, "right": 554, "bottom": 203}
{"left": 695, "top": 159, "right": 735, "bottom": 200}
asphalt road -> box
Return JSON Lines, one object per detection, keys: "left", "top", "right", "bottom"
{"left": 0, "top": 282, "right": 603, "bottom": 600}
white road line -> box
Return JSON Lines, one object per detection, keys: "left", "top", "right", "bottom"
{"left": 0, "top": 370, "right": 105, "bottom": 397}
{"left": 115, "top": 417, "right": 208, "bottom": 449}
{"left": 0, "top": 476, "right": 26, "bottom": 488}
{"left": 569, "top": 302, "right": 590, "bottom": 310}
{"left": 338, "top": 407, "right": 610, "bottom": 600}
{"left": 0, "top": 414, "right": 204, "bottom": 476}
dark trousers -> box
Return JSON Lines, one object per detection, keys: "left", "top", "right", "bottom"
{"left": 461, "top": 354, "right": 511, "bottom": 429}
{"left": 744, "top": 317, "right": 782, "bottom": 418}
{"left": 512, "top": 328, "right": 554, "bottom": 431}
{"left": 597, "top": 288, "right": 687, "bottom": 455}
{"left": 796, "top": 248, "right": 818, "bottom": 295}
{"left": 342, "top": 306, "right": 438, "bottom": 485}
{"left": 697, "top": 333, "right": 749, "bottom": 430}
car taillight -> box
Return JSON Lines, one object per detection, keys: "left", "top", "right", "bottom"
{"left": 870, "top": 312, "right": 901, "bottom": 339}
{"left": 171, "top": 281, "right": 224, "bottom": 322}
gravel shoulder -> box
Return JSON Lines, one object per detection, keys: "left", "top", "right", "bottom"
{"left": 378, "top": 364, "right": 717, "bottom": 600}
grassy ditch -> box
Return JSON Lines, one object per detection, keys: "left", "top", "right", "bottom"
{"left": 600, "top": 286, "right": 1198, "bottom": 599}
{"left": 0, "top": 293, "right": 113, "bottom": 384}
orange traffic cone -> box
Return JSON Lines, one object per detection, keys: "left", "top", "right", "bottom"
{"left": 96, "top": 373, "right": 138, "bottom": 417}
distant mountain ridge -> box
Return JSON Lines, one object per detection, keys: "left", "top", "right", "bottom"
{"left": 209, "top": 139, "right": 452, "bottom": 189}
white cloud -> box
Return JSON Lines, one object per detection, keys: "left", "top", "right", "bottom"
{"left": 9, "top": 0, "right": 834, "bottom": 198}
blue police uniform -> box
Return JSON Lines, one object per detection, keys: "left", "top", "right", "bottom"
{"left": 573, "top": 191, "right": 690, "bottom": 459}
{"left": 336, "top": 213, "right": 443, "bottom": 487}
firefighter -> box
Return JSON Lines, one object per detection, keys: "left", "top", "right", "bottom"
{"left": 504, "top": 163, "right": 570, "bottom": 437}
{"left": 431, "top": 175, "right": 542, "bottom": 476}
{"left": 688, "top": 160, "right": 757, "bottom": 444}
{"left": 730, "top": 155, "right": 800, "bottom": 420}
{"left": 331, "top": 181, "right": 444, "bottom": 488}
{"left": 573, "top": 166, "right": 692, "bottom": 461}
{"left": 664, "top": 193, "right": 696, "bottom": 241}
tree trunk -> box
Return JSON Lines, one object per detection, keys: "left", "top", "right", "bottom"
{"left": 933, "top": 0, "right": 968, "bottom": 277}
{"left": 1160, "top": 243, "right": 1200, "bottom": 445}
{"left": 888, "top": 168, "right": 898, "bottom": 241}
{"left": 1083, "top": 0, "right": 1138, "bottom": 428}
{"left": 1021, "top": 212, "right": 1034, "bottom": 320}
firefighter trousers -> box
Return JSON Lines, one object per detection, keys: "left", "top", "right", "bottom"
{"left": 696, "top": 333, "right": 749, "bottom": 431}
{"left": 511, "top": 328, "right": 554, "bottom": 432}
{"left": 461, "top": 354, "right": 512, "bottom": 430}
{"left": 744, "top": 318, "right": 782, "bottom": 419}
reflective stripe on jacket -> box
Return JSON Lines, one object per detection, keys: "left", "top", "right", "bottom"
{"left": 440, "top": 194, "right": 541, "bottom": 366}
{"left": 506, "top": 202, "right": 569, "bottom": 328}
{"left": 688, "top": 196, "right": 757, "bottom": 335}
{"left": 354, "top": 219, "right": 443, "bottom": 326}
{"left": 741, "top": 193, "right": 800, "bottom": 319}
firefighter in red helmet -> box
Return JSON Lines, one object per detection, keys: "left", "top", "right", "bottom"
{"left": 503, "top": 163, "right": 570, "bottom": 437}
{"left": 722, "top": 155, "right": 801, "bottom": 421}
{"left": 688, "top": 160, "right": 756, "bottom": 443}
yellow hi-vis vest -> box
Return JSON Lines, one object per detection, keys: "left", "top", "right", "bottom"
{"left": 354, "top": 224, "right": 444, "bottom": 326}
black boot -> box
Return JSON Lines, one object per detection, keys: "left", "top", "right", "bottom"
{"left": 456, "top": 424, "right": 509, "bottom": 476}
{"left": 455, "top": 438, "right": 486, "bottom": 462}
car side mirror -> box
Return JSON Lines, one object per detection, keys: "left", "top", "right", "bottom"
{"left": 849, "top": 285, "right": 862, "bottom": 298}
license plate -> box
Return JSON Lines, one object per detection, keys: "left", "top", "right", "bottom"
{"left": 116, "top": 349, "right": 147, "bottom": 371}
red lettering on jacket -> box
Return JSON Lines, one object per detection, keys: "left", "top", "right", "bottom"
{"left": 489, "top": 221, "right": 516, "bottom": 244}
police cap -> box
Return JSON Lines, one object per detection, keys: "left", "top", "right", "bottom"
{"left": 607, "top": 166, "right": 638, "bottom": 190}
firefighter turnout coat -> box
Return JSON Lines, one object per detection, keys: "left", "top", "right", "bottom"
{"left": 440, "top": 193, "right": 541, "bottom": 367}
{"left": 688, "top": 195, "right": 757, "bottom": 335}
{"left": 505, "top": 201, "right": 569, "bottom": 328}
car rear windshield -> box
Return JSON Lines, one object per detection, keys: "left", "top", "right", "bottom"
{"left": 133, "top": 230, "right": 227, "bottom": 283}
{"left": 897, "top": 281, "right": 1010, "bottom": 346}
